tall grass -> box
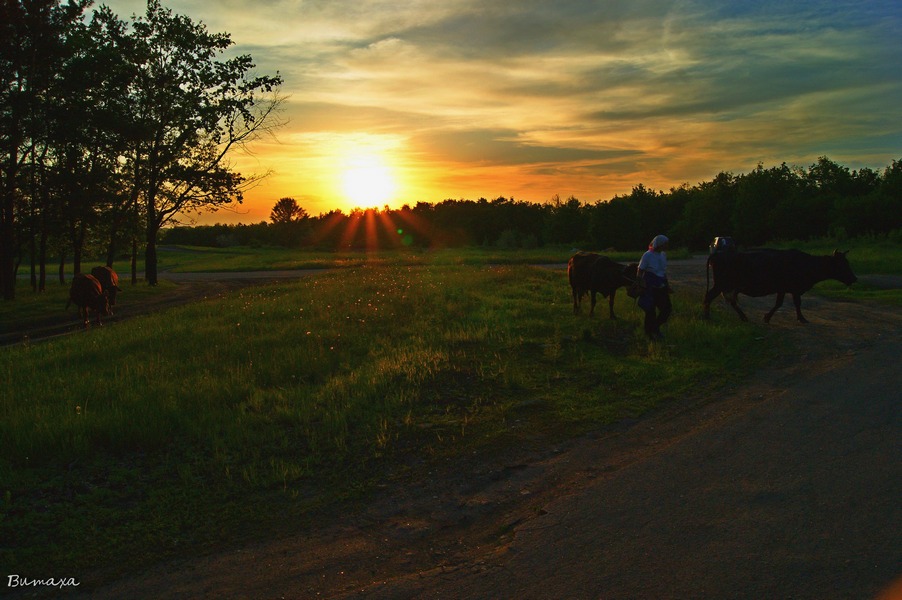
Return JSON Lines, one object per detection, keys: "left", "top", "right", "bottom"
{"left": 1, "top": 263, "right": 775, "bottom": 579}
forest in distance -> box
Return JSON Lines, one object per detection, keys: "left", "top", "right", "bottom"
{"left": 163, "top": 156, "right": 902, "bottom": 252}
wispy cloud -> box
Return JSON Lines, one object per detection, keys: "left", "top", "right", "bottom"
{"left": 103, "top": 0, "right": 902, "bottom": 219}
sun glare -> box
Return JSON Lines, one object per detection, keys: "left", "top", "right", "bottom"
{"left": 340, "top": 152, "right": 397, "bottom": 209}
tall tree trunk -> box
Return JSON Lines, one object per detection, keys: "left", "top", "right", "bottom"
{"left": 37, "top": 182, "right": 49, "bottom": 292}
{"left": 0, "top": 178, "right": 16, "bottom": 301}
{"left": 30, "top": 216, "right": 37, "bottom": 292}
{"left": 29, "top": 148, "right": 37, "bottom": 291}
{"left": 0, "top": 102, "right": 20, "bottom": 300}
{"left": 131, "top": 237, "right": 137, "bottom": 285}
{"left": 38, "top": 228, "right": 47, "bottom": 292}
{"left": 105, "top": 223, "right": 118, "bottom": 268}
{"left": 145, "top": 196, "right": 158, "bottom": 285}
{"left": 145, "top": 226, "right": 158, "bottom": 285}
{"left": 130, "top": 182, "right": 140, "bottom": 285}
{"left": 58, "top": 250, "right": 66, "bottom": 285}
{"left": 72, "top": 221, "right": 85, "bottom": 275}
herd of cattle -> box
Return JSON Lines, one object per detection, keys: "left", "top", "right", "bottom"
{"left": 66, "top": 247, "right": 858, "bottom": 329}
{"left": 568, "top": 246, "right": 857, "bottom": 324}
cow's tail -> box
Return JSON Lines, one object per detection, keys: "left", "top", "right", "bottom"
{"left": 705, "top": 253, "right": 713, "bottom": 297}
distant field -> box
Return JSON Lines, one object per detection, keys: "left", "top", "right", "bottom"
{"left": 151, "top": 245, "right": 660, "bottom": 272}
{"left": 14, "top": 244, "right": 685, "bottom": 277}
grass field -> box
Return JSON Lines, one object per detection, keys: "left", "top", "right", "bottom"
{"left": 150, "top": 245, "right": 668, "bottom": 272}
{"left": 12, "top": 244, "right": 691, "bottom": 277}
{"left": 1, "top": 238, "right": 897, "bottom": 582}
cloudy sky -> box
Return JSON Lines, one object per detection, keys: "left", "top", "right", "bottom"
{"left": 102, "top": 0, "right": 902, "bottom": 222}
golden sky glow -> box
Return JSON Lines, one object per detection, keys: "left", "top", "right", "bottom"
{"left": 104, "top": 0, "right": 902, "bottom": 223}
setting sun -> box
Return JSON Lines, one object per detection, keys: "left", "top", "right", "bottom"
{"left": 340, "top": 152, "right": 398, "bottom": 209}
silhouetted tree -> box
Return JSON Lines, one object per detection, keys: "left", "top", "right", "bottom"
{"left": 270, "top": 197, "right": 306, "bottom": 223}
{"left": 268, "top": 197, "right": 311, "bottom": 246}
{"left": 122, "top": 0, "right": 283, "bottom": 284}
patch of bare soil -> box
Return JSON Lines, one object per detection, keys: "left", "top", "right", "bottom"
{"left": 14, "top": 260, "right": 901, "bottom": 599}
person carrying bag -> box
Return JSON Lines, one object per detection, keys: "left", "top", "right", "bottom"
{"left": 636, "top": 235, "right": 672, "bottom": 341}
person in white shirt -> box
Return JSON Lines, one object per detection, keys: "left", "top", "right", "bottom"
{"left": 637, "top": 234, "right": 672, "bottom": 340}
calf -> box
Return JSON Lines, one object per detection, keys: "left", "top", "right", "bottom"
{"left": 703, "top": 249, "right": 857, "bottom": 323}
{"left": 90, "top": 265, "right": 122, "bottom": 309}
{"left": 568, "top": 252, "right": 637, "bottom": 318}
{"left": 66, "top": 273, "right": 111, "bottom": 328}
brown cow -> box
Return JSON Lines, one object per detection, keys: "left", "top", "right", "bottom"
{"left": 90, "top": 265, "right": 122, "bottom": 309}
{"left": 66, "top": 273, "right": 111, "bottom": 328}
{"left": 568, "top": 252, "right": 637, "bottom": 318}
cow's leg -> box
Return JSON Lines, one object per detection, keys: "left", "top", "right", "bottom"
{"left": 589, "top": 291, "right": 597, "bottom": 317}
{"left": 726, "top": 291, "right": 749, "bottom": 321}
{"left": 608, "top": 291, "right": 616, "bottom": 320}
{"left": 80, "top": 307, "right": 89, "bottom": 328}
{"left": 792, "top": 293, "right": 808, "bottom": 323}
{"left": 572, "top": 287, "right": 580, "bottom": 314}
{"left": 764, "top": 292, "right": 784, "bottom": 323}
{"left": 702, "top": 286, "right": 721, "bottom": 319}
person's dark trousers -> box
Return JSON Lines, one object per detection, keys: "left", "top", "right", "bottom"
{"left": 643, "top": 287, "right": 672, "bottom": 338}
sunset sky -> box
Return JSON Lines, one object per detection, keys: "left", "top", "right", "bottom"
{"left": 102, "top": 0, "right": 902, "bottom": 223}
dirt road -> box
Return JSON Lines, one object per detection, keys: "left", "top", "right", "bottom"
{"left": 65, "top": 258, "right": 901, "bottom": 599}
{"left": 344, "top": 325, "right": 901, "bottom": 599}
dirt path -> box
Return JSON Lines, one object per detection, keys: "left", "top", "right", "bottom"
{"left": 61, "top": 258, "right": 901, "bottom": 599}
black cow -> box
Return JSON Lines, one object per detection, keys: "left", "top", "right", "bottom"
{"left": 703, "top": 249, "right": 857, "bottom": 323}
{"left": 90, "top": 265, "right": 122, "bottom": 309}
{"left": 568, "top": 252, "right": 637, "bottom": 318}
{"left": 66, "top": 273, "right": 111, "bottom": 328}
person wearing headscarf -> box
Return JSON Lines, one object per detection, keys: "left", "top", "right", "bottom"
{"left": 637, "top": 234, "right": 672, "bottom": 340}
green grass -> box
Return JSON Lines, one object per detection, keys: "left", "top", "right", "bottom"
{"left": 0, "top": 246, "right": 645, "bottom": 333}
{"left": 811, "top": 280, "right": 902, "bottom": 306}
{"left": 153, "top": 244, "right": 664, "bottom": 272}
{"left": 1, "top": 262, "right": 774, "bottom": 585}
{"left": 4, "top": 235, "right": 893, "bottom": 584}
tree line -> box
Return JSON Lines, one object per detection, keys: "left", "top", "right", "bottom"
{"left": 163, "top": 156, "right": 902, "bottom": 252}
{"left": 1, "top": 0, "right": 282, "bottom": 300}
